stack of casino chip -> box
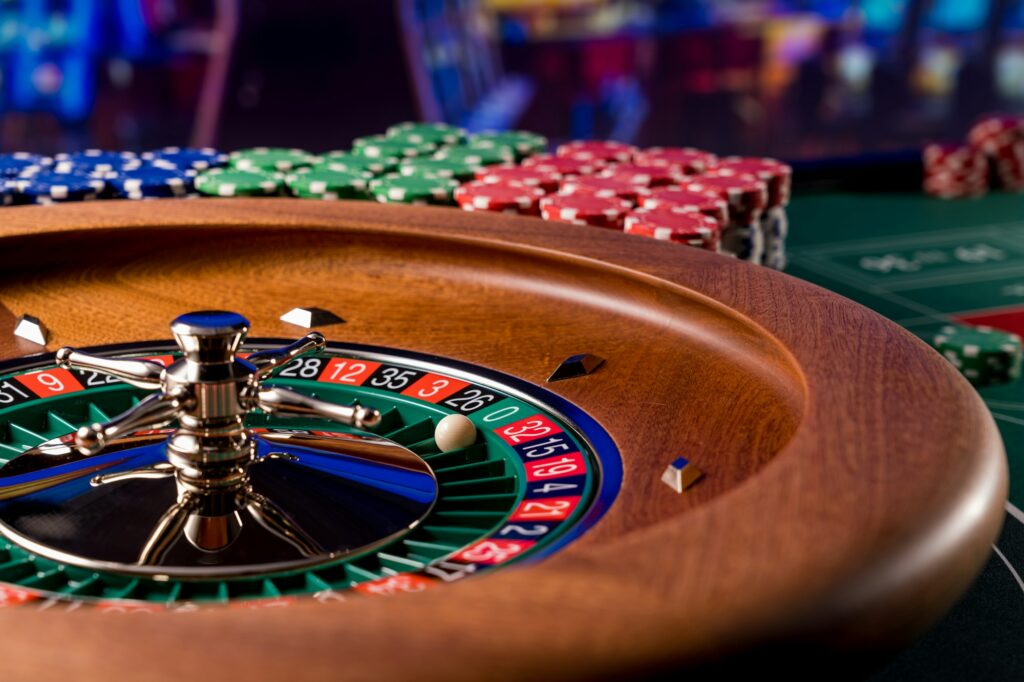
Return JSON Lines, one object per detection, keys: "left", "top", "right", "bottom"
{"left": 624, "top": 208, "right": 721, "bottom": 252}
{"left": 387, "top": 122, "right": 466, "bottom": 147}
{"left": 354, "top": 134, "right": 434, "bottom": 160}
{"left": 682, "top": 170, "right": 768, "bottom": 265}
{"left": 142, "top": 147, "right": 229, "bottom": 172}
{"left": 4, "top": 170, "right": 105, "bottom": 204}
{"left": 467, "top": 130, "right": 547, "bottom": 161}
{"left": 633, "top": 147, "right": 717, "bottom": 175}
{"left": 53, "top": 149, "right": 138, "bottom": 175}
{"left": 454, "top": 180, "right": 544, "bottom": 215}
{"left": 539, "top": 194, "right": 632, "bottom": 229}
{"left": 398, "top": 157, "right": 480, "bottom": 182}
{"left": 637, "top": 187, "right": 729, "bottom": 227}
{"left": 0, "top": 152, "right": 52, "bottom": 178}
{"left": 921, "top": 143, "right": 988, "bottom": 199}
{"left": 194, "top": 167, "right": 282, "bottom": 197}
{"left": 556, "top": 140, "right": 637, "bottom": 163}
{"left": 0, "top": 127, "right": 800, "bottom": 271}
{"left": 369, "top": 173, "right": 458, "bottom": 205}
{"left": 921, "top": 114, "right": 1024, "bottom": 200}
{"left": 475, "top": 165, "right": 561, "bottom": 193}
{"left": 315, "top": 151, "right": 399, "bottom": 176}
{"left": 433, "top": 144, "right": 514, "bottom": 168}
{"left": 597, "top": 163, "right": 683, "bottom": 188}
{"left": 522, "top": 154, "right": 605, "bottom": 178}
{"left": 931, "top": 324, "right": 1023, "bottom": 386}
{"left": 101, "top": 165, "right": 195, "bottom": 199}
{"left": 968, "top": 115, "right": 1024, "bottom": 192}
{"left": 558, "top": 175, "right": 648, "bottom": 204}
{"left": 229, "top": 147, "right": 316, "bottom": 173}
{"left": 712, "top": 157, "right": 792, "bottom": 269}
{"left": 285, "top": 167, "right": 372, "bottom": 200}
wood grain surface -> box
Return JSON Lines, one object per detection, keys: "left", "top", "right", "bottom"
{"left": 0, "top": 199, "right": 1008, "bottom": 680}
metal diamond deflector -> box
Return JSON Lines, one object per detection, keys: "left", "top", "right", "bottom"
{"left": 547, "top": 353, "right": 604, "bottom": 382}
{"left": 13, "top": 314, "right": 47, "bottom": 346}
{"left": 280, "top": 307, "right": 345, "bottom": 328}
{"left": 661, "top": 456, "right": 704, "bottom": 493}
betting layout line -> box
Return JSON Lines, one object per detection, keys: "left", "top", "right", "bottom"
{"left": 787, "top": 220, "right": 1024, "bottom": 256}
{"left": 992, "top": 545, "right": 1024, "bottom": 596}
{"left": 992, "top": 412, "right": 1024, "bottom": 429}
{"left": 1009, "top": 500, "right": 1024, "bottom": 526}
{"left": 787, "top": 255, "right": 952, "bottom": 323}
{"left": 880, "top": 263, "right": 1024, "bottom": 292}
{"left": 894, "top": 304, "right": 1024, "bottom": 326}
{"left": 792, "top": 229, "right": 1024, "bottom": 293}
{"left": 986, "top": 400, "right": 1024, "bottom": 412}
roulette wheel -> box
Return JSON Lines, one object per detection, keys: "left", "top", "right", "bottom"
{"left": 0, "top": 198, "right": 1007, "bottom": 680}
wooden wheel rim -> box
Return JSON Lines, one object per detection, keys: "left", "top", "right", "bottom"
{"left": 0, "top": 199, "right": 1007, "bottom": 680}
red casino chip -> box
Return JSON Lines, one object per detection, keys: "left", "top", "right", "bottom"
{"left": 624, "top": 208, "right": 721, "bottom": 252}
{"left": 993, "top": 138, "right": 1024, "bottom": 191}
{"left": 923, "top": 143, "right": 987, "bottom": 171}
{"left": 539, "top": 194, "right": 633, "bottom": 229}
{"left": 996, "top": 156, "right": 1024, "bottom": 192}
{"left": 923, "top": 175, "right": 988, "bottom": 199}
{"left": 922, "top": 167, "right": 988, "bottom": 199}
{"left": 476, "top": 165, "right": 561, "bottom": 193}
{"left": 521, "top": 153, "right": 605, "bottom": 178}
{"left": 967, "top": 115, "right": 1024, "bottom": 156}
{"left": 559, "top": 175, "right": 648, "bottom": 204}
{"left": 712, "top": 157, "right": 793, "bottom": 207}
{"left": 682, "top": 170, "right": 768, "bottom": 218}
{"left": 637, "top": 187, "right": 729, "bottom": 226}
{"left": 633, "top": 147, "right": 717, "bottom": 175}
{"left": 921, "top": 142, "right": 990, "bottom": 198}
{"left": 596, "top": 163, "right": 683, "bottom": 188}
{"left": 454, "top": 180, "right": 545, "bottom": 215}
{"left": 555, "top": 140, "right": 637, "bottom": 164}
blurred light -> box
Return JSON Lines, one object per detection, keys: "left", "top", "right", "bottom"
{"left": 996, "top": 45, "right": 1024, "bottom": 100}
{"left": 926, "top": 0, "right": 991, "bottom": 32}
{"left": 108, "top": 58, "right": 134, "bottom": 89}
{"left": 837, "top": 43, "right": 875, "bottom": 92}
{"left": 914, "top": 45, "right": 961, "bottom": 96}
{"left": 31, "top": 61, "right": 61, "bottom": 95}
{"left": 862, "top": 0, "right": 909, "bottom": 32}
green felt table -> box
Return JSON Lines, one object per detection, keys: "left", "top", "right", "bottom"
{"left": 787, "top": 192, "right": 1024, "bottom": 680}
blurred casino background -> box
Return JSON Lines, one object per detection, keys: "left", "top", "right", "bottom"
{"left": 0, "top": 0, "right": 1023, "bottom": 160}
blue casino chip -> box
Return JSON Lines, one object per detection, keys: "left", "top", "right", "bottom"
{"left": 0, "top": 152, "right": 51, "bottom": 178}
{"left": 142, "top": 146, "right": 228, "bottom": 172}
{"left": 5, "top": 171, "right": 105, "bottom": 204}
{"left": 53, "top": 149, "right": 139, "bottom": 174}
{"left": 103, "top": 165, "right": 194, "bottom": 199}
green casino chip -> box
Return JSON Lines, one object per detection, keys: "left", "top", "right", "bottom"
{"left": 398, "top": 156, "right": 480, "bottom": 182}
{"left": 229, "top": 147, "right": 316, "bottom": 173}
{"left": 314, "top": 151, "right": 399, "bottom": 176}
{"left": 369, "top": 173, "right": 459, "bottom": 205}
{"left": 467, "top": 130, "right": 548, "bottom": 160}
{"left": 386, "top": 121, "right": 467, "bottom": 146}
{"left": 194, "top": 168, "right": 282, "bottom": 197}
{"left": 931, "top": 324, "right": 1023, "bottom": 386}
{"left": 352, "top": 134, "right": 433, "bottom": 159}
{"left": 433, "top": 144, "right": 514, "bottom": 167}
{"left": 285, "top": 167, "right": 373, "bottom": 199}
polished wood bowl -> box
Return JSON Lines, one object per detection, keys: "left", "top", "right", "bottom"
{"left": 0, "top": 199, "right": 1007, "bottom": 680}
